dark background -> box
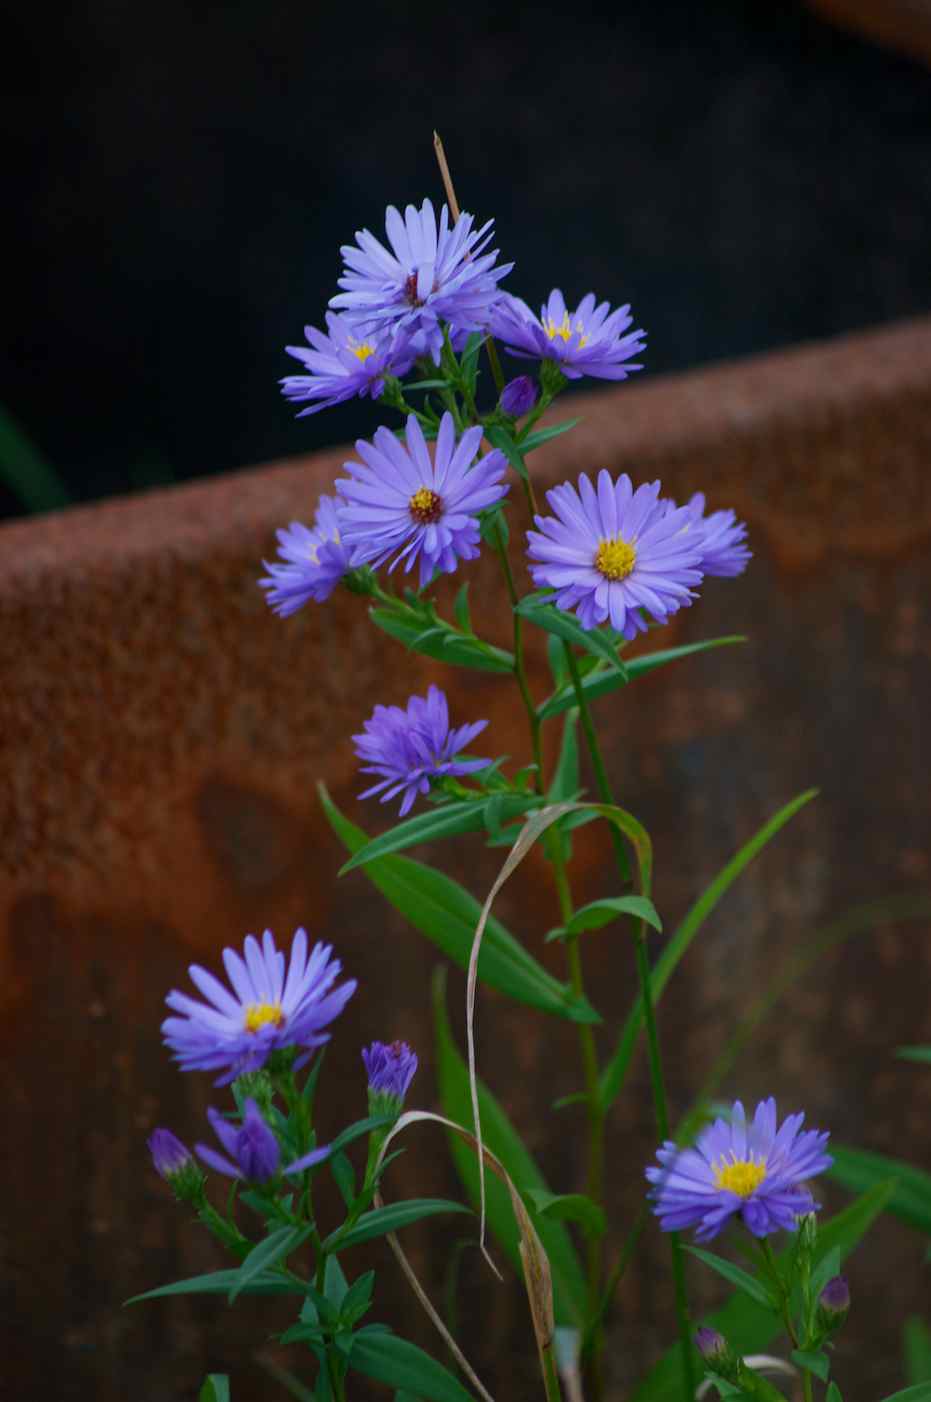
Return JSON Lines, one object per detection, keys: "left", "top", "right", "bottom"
{"left": 4, "top": 0, "right": 931, "bottom": 518}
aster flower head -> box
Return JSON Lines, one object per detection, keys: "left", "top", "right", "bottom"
{"left": 527, "top": 470, "right": 704, "bottom": 638}
{"left": 336, "top": 412, "right": 508, "bottom": 589}
{"left": 491, "top": 289, "right": 646, "bottom": 382}
{"left": 363, "top": 1039, "right": 418, "bottom": 1112}
{"left": 162, "top": 928, "right": 357, "bottom": 1085}
{"left": 195, "top": 1097, "right": 329, "bottom": 1183}
{"left": 280, "top": 312, "right": 417, "bottom": 417}
{"left": 646, "top": 1097, "right": 833, "bottom": 1242}
{"left": 681, "top": 492, "right": 752, "bottom": 578}
{"left": 330, "top": 199, "right": 512, "bottom": 364}
{"left": 353, "top": 684, "right": 489, "bottom": 817}
{"left": 259, "top": 495, "right": 360, "bottom": 616}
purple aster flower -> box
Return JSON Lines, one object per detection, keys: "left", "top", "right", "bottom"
{"left": 280, "top": 312, "right": 417, "bottom": 417}
{"left": 336, "top": 412, "right": 508, "bottom": 589}
{"left": 259, "top": 495, "right": 359, "bottom": 615}
{"left": 491, "top": 289, "right": 646, "bottom": 382}
{"left": 162, "top": 928, "right": 357, "bottom": 1085}
{"left": 646, "top": 1097, "right": 833, "bottom": 1242}
{"left": 680, "top": 492, "right": 751, "bottom": 578}
{"left": 330, "top": 199, "right": 512, "bottom": 364}
{"left": 499, "top": 374, "right": 538, "bottom": 418}
{"left": 527, "top": 470, "right": 704, "bottom": 638}
{"left": 195, "top": 1097, "right": 329, "bottom": 1183}
{"left": 353, "top": 684, "right": 489, "bottom": 817}
{"left": 363, "top": 1040, "right": 418, "bottom": 1109}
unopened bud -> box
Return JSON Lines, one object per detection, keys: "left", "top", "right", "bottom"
{"left": 499, "top": 375, "right": 538, "bottom": 418}
{"left": 817, "top": 1275, "right": 850, "bottom": 1333}
{"left": 363, "top": 1040, "right": 418, "bottom": 1117}
{"left": 695, "top": 1327, "right": 730, "bottom": 1366}
{"left": 148, "top": 1128, "right": 204, "bottom": 1202}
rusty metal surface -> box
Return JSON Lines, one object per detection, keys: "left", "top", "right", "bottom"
{"left": 2, "top": 317, "right": 931, "bottom": 1400}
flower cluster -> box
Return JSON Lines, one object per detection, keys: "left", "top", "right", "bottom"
{"left": 353, "top": 684, "right": 488, "bottom": 816}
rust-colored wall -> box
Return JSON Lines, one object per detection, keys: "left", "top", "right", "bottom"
{"left": 3, "top": 318, "right": 931, "bottom": 1401}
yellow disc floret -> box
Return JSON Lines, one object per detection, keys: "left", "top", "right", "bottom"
{"left": 543, "top": 311, "right": 589, "bottom": 348}
{"left": 244, "top": 1002, "right": 285, "bottom": 1034}
{"left": 409, "top": 486, "right": 442, "bottom": 524}
{"left": 348, "top": 338, "right": 376, "bottom": 363}
{"left": 713, "top": 1154, "right": 767, "bottom": 1198}
{"left": 595, "top": 537, "right": 637, "bottom": 581}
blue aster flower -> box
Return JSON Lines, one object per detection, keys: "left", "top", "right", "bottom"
{"left": 330, "top": 199, "right": 512, "bottom": 363}
{"left": 259, "top": 495, "right": 358, "bottom": 615}
{"left": 162, "top": 928, "right": 357, "bottom": 1085}
{"left": 353, "top": 684, "right": 489, "bottom": 817}
{"left": 280, "top": 312, "right": 417, "bottom": 417}
{"left": 363, "top": 1040, "right": 418, "bottom": 1110}
{"left": 195, "top": 1097, "right": 329, "bottom": 1183}
{"left": 646, "top": 1098, "right": 832, "bottom": 1242}
{"left": 681, "top": 491, "right": 751, "bottom": 578}
{"left": 491, "top": 289, "right": 646, "bottom": 381}
{"left": 336, "top": 412, "right": 508, "bottom": 590}
{"left": 526, "top": 470, "right": 704, "bottom": 637}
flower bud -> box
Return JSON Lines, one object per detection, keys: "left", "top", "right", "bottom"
{"left": 236, "top": 1100, "right": 281, "bottom": 1183}
{"left": 499, "top": 375, "right": 538, "bottom": 418}
{"left": 363, "top": 1040, "right": 418, "bottom": 1115}
{"left": 148, "top": 1128, "right": 204, "bottom": 1202}
{"left": 695, "top": 1327, "right": 730, "bottom": 1366}
{"left": 816, "top": 1275, "right": 850, "bottom": 1333}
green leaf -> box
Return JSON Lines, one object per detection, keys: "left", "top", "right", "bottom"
{"left": 906, "top": 1319, "right": 931, "bottom": 1385}
{"left": 566, "top": 895, "right": 662, "bottom": 936}
{"left": 320, "top": 785, "right": 599, "bottom": 1024}
{"left": 809, "top": 1245, "right": 841, "bottom": 1299}
{"left": 330, "top": 1151, "right": 356, "bottom": 1208}
{"left": 348, "top": 1331, "right": 474, "bottom": 1402}
{"left": 338, "top": 801, "right": 493, "bottom": 872}
{"left": 684, "top": 1247, "right": 774, "bottom": 1309}
{"left": 325, "top": 1199, "right": 471, "bottom": 1251}
{"left": 538, "top": 635, "right": 745, "bottom": 720}
{"left": 199, "top": 1376, "right": 231, "bottom": 1402}
{"left": 514, "top": 597, "right": 627, "bottom": 677}
{"left": 126, "top": 1268, "right": 304, "bottom": 1304}
{"left": 548, "top": 711, "right": 580, "bottom": 802}
{"left": 324, "top": 1255, "right": 349, "bottom": 1308}
{"left": 0, "top": 404, "right": 70, "bottom": 513}
{"left": 453, "top": 583, "right": 472, "bottom": 633}
{"left": 523, "top": 1190, "right": 606, "bottom": 1239}
{"left": 327, "top": 1114, "right": 395, "bottom": 1156}
{"left": 340, "top": 1270, "right": 376, "bottom": 1326}
{"left": 880, "top": 1387, "right": 931, "bottom": 1402}
{"left": 433, "top": 970, "right": 587, "bottom": 1325}
{"left": 484, "top": 424, "right": 530, "bottom": 482}
{"left": 791, "top": 1350, "right": 830, "bottom": 1382}
{"left": 369, "top": 606, "right": 514, "bottom": 675}
{"left": 898, "top": 1046, "right": 931, "bottom": 1066}
{"left": 229, "top": 1225, "right": 313, "bottom": 1303}
{"left": 630, "top": 1183, "right": 892, "bottom": 1402}
{"left": 518, "top": 418, "right": 581, "bottom": 452}
{"left": 599, "top": 789, "right": 818, "bottom": 1111}
{"left": 828, "top": 1144, "right": 931, "bottom": 1234}
{"left": 826, "top": 1386, "right": 844, "bottom": 1402}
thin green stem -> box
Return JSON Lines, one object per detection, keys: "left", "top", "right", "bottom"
{"left": 494, "top": 525, "right": 542, "bottom": 779}
{"left": 561, "top": 639, "right": 696, "bottom": 1402}
{"left": 583, "top": 1207, "right": 647, "bottom": 1357}
{"left": 759, "top": 1239, "right": 799, "bottom": 1348}
{"left": 542, "top": 1344, "right": 564, "bottom": 1402}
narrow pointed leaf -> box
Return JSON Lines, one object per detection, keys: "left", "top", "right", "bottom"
{"left": 369, "top": 606, "right": 514, "bottom": 674}
{"left": 126, "top": 1268, "right": 303, "bottom": 1304}
{"left": 514, "top": 598, "right": 627, "bottom": 676}
{"left": 433, "top": 971, "right": 587, "bottom": 1326}
{"left": 600, "top": 789, "right": 818, "bottom": 1110}
{"left": 684, "top": 1246, "right": 774, "bottom": 1308}
{"left": 199, "top": 1377, "right": 231, "bottom": 1402}
{"left": 324, "top": 1199, "right": 471, "bottom": 1251}
{"left": 898, "top": 1046, "right": 931, "bottom": 1065}
{"left": 791, "top": 1351, "right": 830, "bottom": 1382}
{"left": 567, "top": 895, "right": 662, "bottom": 936}
{"left": 518, "top": 418, "right": 581, "bottom": 452}
{"left": 538, "top": 635, "right": 745, "bottom": 719}
{"left": 320, "top": 785, "right": 599, "bottom": 1024}
{"left": 348, "top": 1332, "right": 474, "bottom": 1402}
{"left": 229, "top": 1224, "right": 313, "bottom": 1303}
{"left": 827, "top": 1143, "right": 931, "bottom": 1234}
{"left": 879, "top": 1387, "right": 931, "bottom": 1402}
{"left": 524, "top": 1190, "right": 606, "bottom": 1239}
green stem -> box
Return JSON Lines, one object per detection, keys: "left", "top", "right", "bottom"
{"left": 494, "top": 525, "right": 542, "bottom": 779}
{"left": 583, "top": 1207, "right": 647, "bottom": 1357}
{"left": 561, "top": 639, "right": 696, "bottom": 1402}
{"left": 759, "top": 1239, "right": 799, "bottom": 1348}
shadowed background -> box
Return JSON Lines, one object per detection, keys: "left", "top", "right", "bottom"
{"left": 3, "top": 2, "right": 931, "bottom": 1400}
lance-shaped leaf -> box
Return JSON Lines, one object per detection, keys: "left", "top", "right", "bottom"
{"left": 229, "top": 1224, "right": 313, "bottom": 1303}
{"left": 324, "top": 1199, "right": 471, "bottom": 1252}
{"left": 370, "top": 604, "right": 514, "bottom": 675}
{"left": 827, "top": 1143, "right": 931, "bottom": 1235}
{"left": 513, "top": 596, "right": 628, "bottom": 675}
{"left": 538, "top": 635, "right": 745, "bottom": 719}
{"left": 565, "top": 895, "right": 662, "bottom": 937}
{"left": 319, "top": 785, "right": 599, "bottom": 1024}
{"left": 599, "top": 789, "right": 818, "bottom": 1112}
{"left": 339, "top": 795, "right": 542, "bottom": 872}
{"left": 434, "top": 969, "right": 587, "bottom": 1326}
{"left": 126, "top": 1268, "right": 304, "bottom": 1305}
{"left": 348, "top": 1332, "right": 475, "bottom": 1402}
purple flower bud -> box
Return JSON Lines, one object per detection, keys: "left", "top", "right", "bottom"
{"left": 499, "top": 375, "right": 538, "bottom": 418}
{"left": 695, "top": 1327, "right": 729, "bottom": 1364}
{"left": 363, "top": 1040, "right": 418, "bottom": 1109}
{"left": 148, "top": 1128, "right": 193, "bottom": 1180}
{"left": 817, "top": 1275, "right": 850, "bottom": 1331}
{"left": 196, "top": 1097, "right": 281, "bottom": 1184}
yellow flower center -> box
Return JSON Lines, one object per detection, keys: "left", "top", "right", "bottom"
{"left": 713, "top": 1155, "right": 768, "bottom": 1198}
{"left": 244, "top": 1002, "right": 285, "bottom": 1034}
{"left": 595, "top": 537, "right": 637, "bottom": 580}
{"left": 543, "top": 311, "right": 589, "bottom": 348}
{"left": 409, "top": 487, "right": 442, "bottom": 524}
{"left": 349, "top": 338, "right": 376, "bottom": 363}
